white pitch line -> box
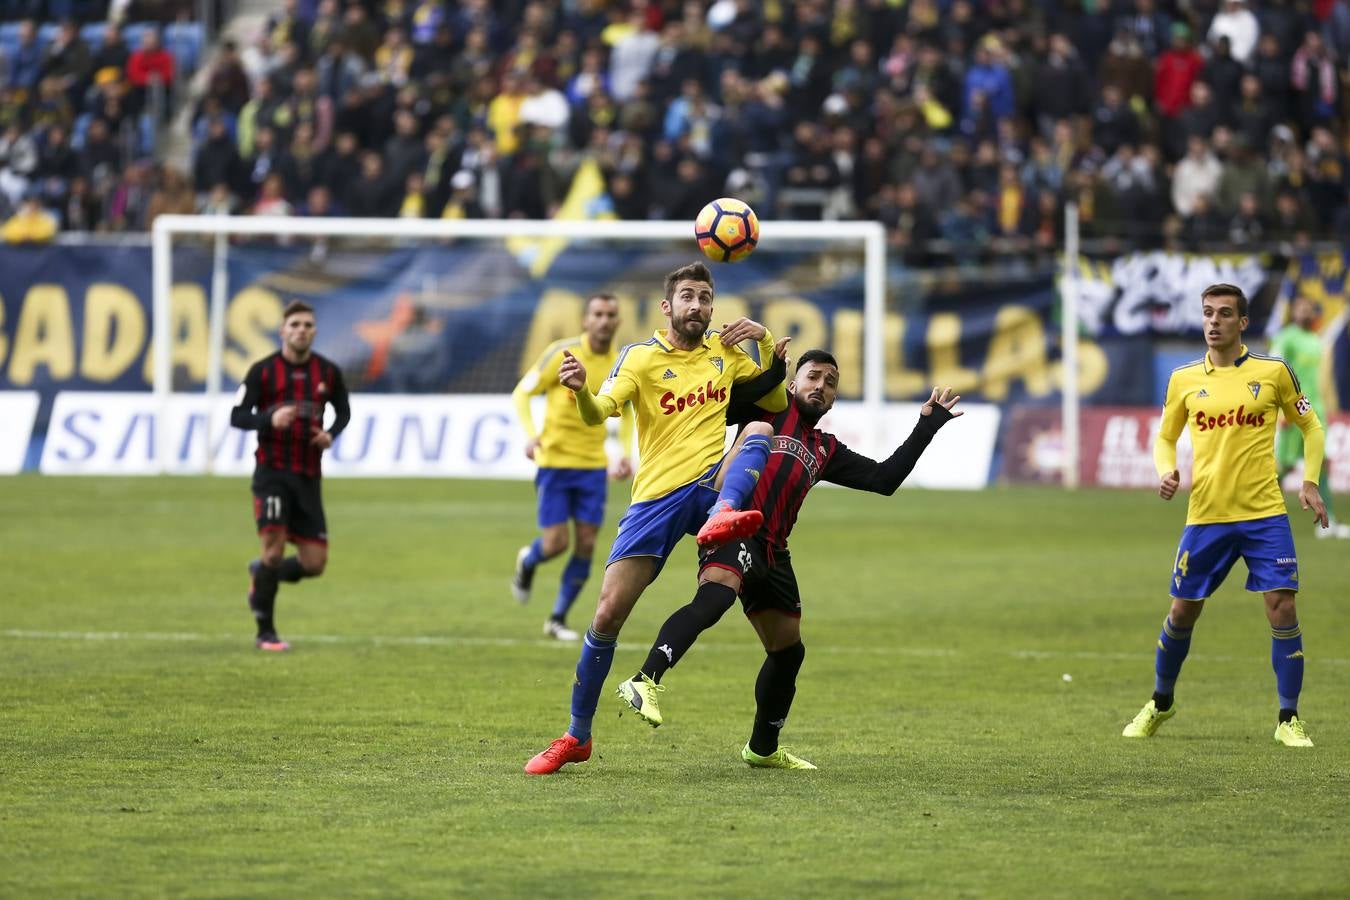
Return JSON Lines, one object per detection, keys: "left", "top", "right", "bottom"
{"left": 3, "top": 629, "right": 1346, "bottom": 666}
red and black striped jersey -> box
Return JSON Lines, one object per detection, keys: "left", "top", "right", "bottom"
{"left": 728, "top": 385, "right": 953, "bottom": 554}
{"left": 230, "top": 351, "right": 351, "bottom": 477}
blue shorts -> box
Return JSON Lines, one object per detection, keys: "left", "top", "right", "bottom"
{"left": 607, "top": 464, "right": 721, "bottom": 581}
{"left": 1169, "top": 514, "right": 1299, "bottom": 600}
{"left": 536, "top": 467, "right": 608, "bottom": 528}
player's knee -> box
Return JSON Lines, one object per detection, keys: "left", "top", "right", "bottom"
{"left": 769, "top": 640, "right": 805, "bottom": 673}
{"left": 303, "top": 558, "right": 327, "bottom": 577}
{"left": 574, "top": 538, "right": 596, "bottom": 559}
{"left": 1266, "top": 591, "right": 1297, "bottom": 625}
{"left": 541, "top": 534, "right": 569, "bottom": 556}
{"left": 260, "top": 548, "right": 285, "bottom": 567}
{"left": 743, "top": 421, "right": 773, "bottom": 438}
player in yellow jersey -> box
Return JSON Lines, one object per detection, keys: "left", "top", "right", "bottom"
{"left": 525, "top": 261, "right": 788, "bottom": 775}
{"left": 510, "top": 294, "right": 634, "bottom": 641}
{"left": 1122, "top": 284, "right": 1328, "bottom": 748}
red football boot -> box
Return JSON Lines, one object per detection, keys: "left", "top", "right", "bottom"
{"left": 695, "top": 502, "right": 763, "bottom": 548}
{"left": 524, "top": 733, "right": 593, "bottom": 775}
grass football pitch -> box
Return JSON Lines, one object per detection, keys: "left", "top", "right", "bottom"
{"left": 3, "top": 477, "right": 1348, "bottom": 897}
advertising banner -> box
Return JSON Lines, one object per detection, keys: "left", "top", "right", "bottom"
{"left": 38, "top": 392, "right": 1001, "bottom": 487}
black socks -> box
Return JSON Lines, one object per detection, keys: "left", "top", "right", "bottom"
{"left": 749, "top": 641, "right": 806, "bottom": 756}
{"left": 636, "top": 582, "right": 738, "bottom": 683}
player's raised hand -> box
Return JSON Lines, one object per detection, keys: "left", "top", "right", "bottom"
{"left": 559, "top": 349, "right": 587, "bottom": 391}
{"left": 1159, "top": 469, "right": 1181, "bottom": 501}
{"left": 772, "top": 336, "right": 792, "bottom": 362}
{"left": 309, "top": 426, "right": 333, "bottom": 449}
{"left": 718, "top": 317, "right": 768, "bottom": 345}
{"left": 271, "top": 404, "right": 297, "bottom": 428}
{"left": 921, "top": 386, "right": 964, "bottom": 418}
{"left": 1299, "top": 480, "right": 1330, "bottom": 529}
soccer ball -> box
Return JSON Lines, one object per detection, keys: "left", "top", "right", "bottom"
{"left": 694, "top": 198, "right": 759, "bottom": 263}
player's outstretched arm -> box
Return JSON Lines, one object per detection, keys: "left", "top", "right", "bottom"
{"left": 821, "top": 386, "right": 961, "bottom": 495}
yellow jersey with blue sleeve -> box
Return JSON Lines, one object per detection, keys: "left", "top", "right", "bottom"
{"left": 512, "top": 335, "right": 628, "bottom": 470}
{"left": 1154, "top": 345, "right": 1325, "bottom": 525}
{"left": 575, "top": 328, "right": 786, "bottom": 502}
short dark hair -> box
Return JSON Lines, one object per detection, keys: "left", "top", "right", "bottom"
{"left": 1201, "top": 283, "right": 1248, "bottom": 317}
{"left": 664, "top": 262, "right": 714, "bottom": 301}
{"left": 796, "top": 349, "right": 839, "bottom": 372}
{"left": 586, "top": 292, "right": 618, "bottom": 309}
{"left": 283, "top": 299, "right": 315, "bottom": 321}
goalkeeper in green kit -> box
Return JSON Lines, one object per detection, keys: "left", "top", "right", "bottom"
{"left": 1271, "top": 296, "right": 1349, "bottom": 539}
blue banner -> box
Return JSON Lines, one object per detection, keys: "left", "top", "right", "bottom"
{"left": 0, "top": 242, "right": 1187, "bottom": 411}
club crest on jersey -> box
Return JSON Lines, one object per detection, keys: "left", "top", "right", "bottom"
{"left": 1248, "top": 381, "right": 1261, "bottom": 399}
{"left": 709, "top": 356, "right": 723, "bottom": 373}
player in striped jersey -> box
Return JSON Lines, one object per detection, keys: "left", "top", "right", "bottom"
{"left": 616, "top": 347, "right": 962, "bottom": 769}
{"left": 230, "top": 300, "right": 350, "bottom": 652}
{"left": 510, "top": 294, "right": 634, "bottom": 640}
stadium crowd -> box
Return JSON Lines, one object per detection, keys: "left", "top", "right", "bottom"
{"left": 1, "top": 0, "right": 1348, "bottom": 257}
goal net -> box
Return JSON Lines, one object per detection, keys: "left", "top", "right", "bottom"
{"left": 148, "top": 215, "right": 887, "bottom": 477}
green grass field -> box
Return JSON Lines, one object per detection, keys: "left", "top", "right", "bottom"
{"left": 3, "top": 477, "right": 1348, "bottom": 897}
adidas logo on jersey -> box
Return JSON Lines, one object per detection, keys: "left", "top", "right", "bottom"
{"left": 1196, "top": 389, "right": 1208, "bottom": 398}
{"left": 709, "top": 356, "right": 724, "bottom": 373}
{"left": 662, "top": 369, "right": 677, "bottom": 380}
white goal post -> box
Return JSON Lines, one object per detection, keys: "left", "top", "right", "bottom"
{"left": 150, "top": 215, "right": 889, "bottom": 475}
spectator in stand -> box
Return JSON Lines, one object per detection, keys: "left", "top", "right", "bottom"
{"left": 1204, "top": 37, "right": 1247, "bottom": 122}
{"left": 1208, "top": 0, "right": 1262, "bottom": 64}
{"left": 963, "top": 36, "right": 1014, "bottom": 126}
{"left": 374, "top": 27, "right": 413, "bottom": 87}
{"left": 251, "top": 171, "right": 293, "bottom": 215}
{"left": 8, "top": 20, "right": 43, "bottom": 93}
{"left": 2, "top": 194, "right": 58, "bottom": 243}
{"left": 1093, "top": 84, "right": 1142, "bottom": 156}
{"left": 203, "top": 40, "right": 251, "bottom": 116}
{"left": 1173, "top": 135, "right": 1224, "bottom": 217}
{"left": 608, "top": 9, "right": 660, "bottom": 102}
{"left": 146, "top": 163, "right": 195, "bottom": 224}
{"left": 200, "top": 182, "right": 235, "bottom": 215}
{"left": 41, "top": 19, "right": 92, "bottom": 103}
{"left": 441, "top": 169, "right": 485, "bottom": 219}
{"left": 126, "top": 27, "right": 175, "bottom": 113}
{"left": 1228, "top": 191, "right": 1268, "bottom": 244}
{"left": 108, "top": 160, "right": 153, "bottom": 231}
{"left": 62, "top": 176, "right": 102, "bottom": 231}
{"left": 1290, "top": 31, "right": 1338, "bottom": 133}
{"left": 1035, "top": 33, "right": 1089, "bottom": 136}
{"left": 1155, "top": 23, "right": 1204, "bottom": 145}
{"left": 346, "top": 150, "right": 395, "bottom": 216}
{"left": 194, "top": 116, "right": 241, "bottom": 194}
{"left": 92, "top": 24, "right": 130, "bottom": 84}
{"left": 1117, "top": 0, "right": 1172, "bottom": 57}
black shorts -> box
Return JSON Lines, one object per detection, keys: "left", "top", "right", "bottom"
{"left": 698, "top": 536, "right": 801, "bottom": 618}
{"left": 252, "top": 467, "right": 328, "bottom": 544}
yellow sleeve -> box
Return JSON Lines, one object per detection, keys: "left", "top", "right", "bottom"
{"left": 1278, "top": 363, "right": 1326, "bottom": 482}
{"left": 617, "top": 401, "right": 635, "bottom": 456}
{"left": 1153, "top": 373, "right": 1188, "bottom": 477}
{"left": 574, "top": 386, "right": 619, "bottom": 425}
{"left": 510, "top": 348, "right": 559, "bottom": 439}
